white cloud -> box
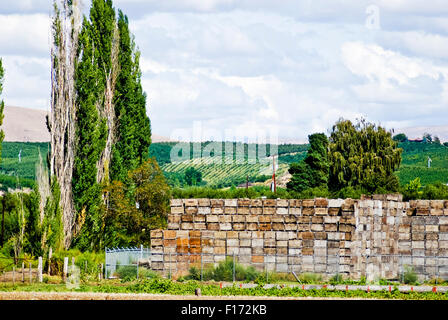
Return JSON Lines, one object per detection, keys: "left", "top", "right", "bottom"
{"left": 341, "top": 42, "right": 443, "bottom": 88}
{"left": 0, "top": 14, "right": 51, "bottom": 57}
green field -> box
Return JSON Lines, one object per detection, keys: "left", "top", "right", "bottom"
{"left": 0, "top": 140, "right": 446, "bottom": 190}
{"left": 395, "top": 141, "right": 448, "bottom": 186}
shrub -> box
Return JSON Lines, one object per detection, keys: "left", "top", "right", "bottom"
{"left": 184, "top": 258, "right": 260, "bottom": 282}
{"left": 402, "top": 265, "right": 418, "bottom": 285}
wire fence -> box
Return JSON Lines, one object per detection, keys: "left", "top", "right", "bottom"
{"left": 152, "top": 252, "right": 448, "bottom": 283}
{"left": 105, "top": 246, "right": 151, "bottom": 279}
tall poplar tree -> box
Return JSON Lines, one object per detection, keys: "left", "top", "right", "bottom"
{"left": 110, "top": 10, "right": 151, "bottom": 183}
{"left": 72, "top": 0, "right": 116, "bottom": 250}
{"left": 0, "top": 59, "right": 5, "bottom": 161}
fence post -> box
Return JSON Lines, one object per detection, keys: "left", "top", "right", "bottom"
{"left": 47, "top": 247, "right": 52, "bottom": 275}
{"left": 436, "top": 256, "right": 439, "bottom": 285}
{"left": 28, "top": 262, "right": 32, "bottom": 284}
{"left": 169, "top": 252, "right": 172, "bottom": 280}
{"left": 12, "top": 267, "right": 15, "bottom": 285}
{"left": 233, "top": 252, "right": 236, "bottom": 283}
{"left": 63, "top": 257, "right": 68, "bottom": 281}
{"left": 38, "top": 257, "right": 43, "bottom": 283}
{"left": 200, "top": 252, "right": 203, "bottom": 281}
{"left": 21, "top": 262, "right": 24, "bottom": 283}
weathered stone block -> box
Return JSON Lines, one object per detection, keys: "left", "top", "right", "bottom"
{"left": 219, "top": 223, "right": 232, "bottom": 231}
{"left": 207, "top": 223, "right": 219, "bottom": 230}
{"left": 171, "top": 206, "right": 184, "bottom": 214}
{"left": 224, "top": 206, "right": 237, "bottom": 214}
{"left": 277, "top": 207, "right": 288, "bottom": 215}
{"left": 302, "top": 199, "right": 315, "bottom": 207}
{"left": 211, "top": 207, "right": 224, "bottom": 214}
{"left": 224, "top": 199, "right": 238, "bottom": 207}
{"left": 272, "top": 223, "right": 285, "bottom": 231}
{"left": 206, "top": 215, "right": 218, "bottom": 223}
{"left": 180, "top": 223, "right": 193, "bottom": 230}
{"left": 315, "top": 207, "right": 328, "bottom": 215}
{"left": 237, "top": 206, "right": 250, "bottom": 214}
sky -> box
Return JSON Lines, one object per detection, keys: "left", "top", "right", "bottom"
{"left": 0, "top": 0, "right": 447, "bottom": 143}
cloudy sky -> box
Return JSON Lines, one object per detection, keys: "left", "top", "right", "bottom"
{"left": 0, "top": 0, "right": 447, "bottom": 143}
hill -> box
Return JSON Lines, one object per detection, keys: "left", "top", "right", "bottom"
{"left": 0, "top": 139, "right": 447, "bottom": 191}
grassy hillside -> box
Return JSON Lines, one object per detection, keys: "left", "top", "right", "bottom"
{"left": 1, "top": 140, "right": 446, "bottom": 191}
{"left": 395, "top": 141, "right": 448, "bottom": 186}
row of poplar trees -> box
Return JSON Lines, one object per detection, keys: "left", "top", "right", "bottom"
{"left": 48, "top": 0, "right": 151, "bottom": 251}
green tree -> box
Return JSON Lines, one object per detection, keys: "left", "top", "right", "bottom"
{"left": 393, "top": 133, "right": 408, "bottom": 142}
{"left": 101, "top": 158, "right": 170, "bottom": 247}
{"left": 287, "top": 133, "right": 329, "bottom": 193}
{"left": 72, "top": 0, "right": 115, "bottom": 250}
{"left": 184, "top": 167, "right": 203, "bottom": 186}
{"left": 328, "top": 118, "right": 402, "bottom": 193}
{"left": 110, "top": 10, "right": 151, "bottom": 183}
{"left": 0, "top": 59, "right": 6, "bottom": 164}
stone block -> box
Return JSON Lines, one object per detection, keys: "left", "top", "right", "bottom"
{"left": 207, "top": 223, "right": 219, "bottom": 230}
{"left": 315, "top": 207, "right": 328, "bottom": 215}
{"left": 311, "top": 224, "right": 324, "bottom": 232}
{"left": 237, "top": 206, "right": 250, "bottom": 214}
{"left": 302, "top": 248, "right": 314, "bottom": 255}
{"left": 167, "top": 223, "right": 180, "bottom": 230}
{"left": 315, "top": 232, "right": 327, "bottom": 240}
{"left": 211, "top": 207, "right": 224, "bottom": 214}
{"left": 218, "top": 215, "right": 232, "bottom": 223}
{"left": 180, "top": 223, "right": 193, "bottom": 230}
{"left": 426, "top": 225, "right": 439, "bottom": 232}
{"left": 224, "top": 199, "right": 237, "bottom": 207}
{"left": 171, "top": 206, "right": 184, "bottom": 214}
{"left": 206, "top": 215, "right": 219, "bottom": 223}
{"left": 277, "top": 240, "right": 288, "bottom": 247}
{"left": 211, "top": 199, "right": 224, "bottom": 207}
{"left": 289, "top": 207, "right": 301, "bottom": 215}
{"left": 184, "top": 199, "right": 198, "bottom": 207}
{"left": 224, "top": 206, "right": 237, "bottom": 214}
{"left": 272, "top": 223, "right": 285, "bottom": 231}
{"left": 285, "top": 223, "right": 298, "bottom": 231}
{"left": 219, "top": 223, "right": 232, "bottom": 231}
{"left": 250, "top": 207, "right": 263, "bottom": 214}
{"left": 263, "top": 207, "right": 276, "bottom": 215}
{"left": 328, "top": 207, "right": 340, "bottom": 216}
{"left": 302, "top": 199, "right": 315, "bottom": 207}
{"left": 277, "top": 207, "right": 288, "bottom": 215}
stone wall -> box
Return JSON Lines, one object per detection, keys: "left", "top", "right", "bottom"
{"left": 150, "top": 196, "right": 448, "bottom": 281}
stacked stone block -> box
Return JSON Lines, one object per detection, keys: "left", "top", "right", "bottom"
{"left": 151, "top": 196, "right": 448, "bottom": 281}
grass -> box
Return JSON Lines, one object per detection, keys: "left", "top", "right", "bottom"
{"left": 0, "top": 278, "right": 447, "bottom": 300}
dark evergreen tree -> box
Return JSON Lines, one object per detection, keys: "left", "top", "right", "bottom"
{"left": 287, "top": 133, "right": 329, "bottom": 193}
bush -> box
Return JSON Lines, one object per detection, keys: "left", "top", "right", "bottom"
{"left": 184, "top": 258, "right": 260, "bottom": 282}
{"left": 402, "top": 265, "right": 418, "bottom": 285}
{"left": 116, "top": 265, "right": 159, "bottom": 282}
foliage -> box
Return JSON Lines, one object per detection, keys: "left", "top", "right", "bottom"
{"left": 184, "top": 167, "right": 203, "bottom": 186}
{"left": 184, "top": 258, "right": 260, "bottom": 282}
{"left": 402, "top": 265, "right": 418, "bottom": 285}
{"left": 101, "top": 158, "right": 170, "bottom": 248}
{"left": 72, "top": 0, "right": 112, "bottom": 251}
{"left": 287, "top": 133, "right": 329, "bottom": 192}
{"left": 393, "top": 133, "right": 408, "bottom": 142}
{"left": 328, "top": 118, "right": 402, "bottom": 193}
{"left": 110, "top": 10, "right": 151, "bottom": 183}
{"left": 115, "top": 265, "right": 159, "bottom": 282}
{"left": 0, "top": 58, "right": 5, "bottom": 167}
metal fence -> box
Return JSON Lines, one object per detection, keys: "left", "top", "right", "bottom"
{"left": 105, "top": 246, "right": 151, "bottom": 279}
{"left": 147, "top": 252, "right": 448, "bottom": 283}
